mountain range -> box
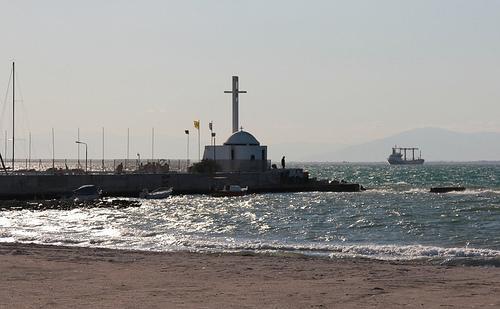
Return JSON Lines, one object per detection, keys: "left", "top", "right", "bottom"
{"left": 299, "top": 127, "right": 500, "bottom": 162}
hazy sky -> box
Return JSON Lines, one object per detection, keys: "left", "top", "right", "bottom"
{"left": 0, "top": 0, "right": 499, "bottom": 161}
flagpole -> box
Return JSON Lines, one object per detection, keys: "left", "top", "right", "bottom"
{"left": 126, "top": 128, "right": 130, "bottom": 169}
{"left": 102, "top": 127, "right": 105, "bottom": 171}
{"left": 151, "top": 127, "right": 155, "bottom": 160}
{"left": 28, "top": 131, "right": 31, "bottom": 169}
{"left": 51, "top": 128, "right": 55, "bottom": 169}
{"left": 77, "top": 128, "right": 80, "bottom": 168}
{"left": 4, "top": 130, "right": 7, "bottom": 161}
{"left": 12, "top": 62, "right": 15, "bottom": 171}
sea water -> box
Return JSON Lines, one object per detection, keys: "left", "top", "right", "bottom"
{"left": 1, "top": 162, "right": 500, "bottom": 264}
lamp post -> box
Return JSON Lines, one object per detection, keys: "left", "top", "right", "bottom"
{"left": 185, "top": 130, "right": 190, "bottom": 169}
{"left": 209, "top": 121, "right": 213, "bottom": 149}
{"left": 211, "top": 132, "right": 216, "bottom": 171}
{"left": 75, "top": 141, "right": 88, "bottom": 172}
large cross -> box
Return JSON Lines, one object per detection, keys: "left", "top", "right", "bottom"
{"left": 224, "top": 76, "right": 247, "bottom": 133}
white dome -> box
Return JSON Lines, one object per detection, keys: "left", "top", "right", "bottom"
{"left": 224, "top": 130, "right": 260, "bottom": 146}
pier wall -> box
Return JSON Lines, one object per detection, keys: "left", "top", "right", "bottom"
{"left": 0, "top": 169, "right": 359, "bottom": 199}
{"left": 0, "top": 170, "right": 285, "bottom": 199}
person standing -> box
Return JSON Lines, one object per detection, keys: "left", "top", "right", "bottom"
{"left": 281, "top": 156, "right": 286, "bottom": 169}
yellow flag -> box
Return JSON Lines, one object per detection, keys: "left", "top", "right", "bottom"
{"left": 193, "top": 120, "right": 200, "bottom": 129}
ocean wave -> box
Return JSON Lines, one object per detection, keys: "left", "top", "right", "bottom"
{"left": 364, "top": 188, "right": 430, "bottom": 194}
{"left": 449, "top": 189, "right": 500, "bottom": 195}
{"left": 364, "top": 187, "right": 500, "bottom": 195}
{"left": 152, "top": 237, "right": 500, "bottom": 262}
{"left": 2, "top": 235, "right": 499, "bottom": 265}
{"left": 325, "top": 243, "right": 500, "bottom": 260}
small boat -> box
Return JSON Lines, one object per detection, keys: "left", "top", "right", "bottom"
{"left": 73, "top": 185, "right": 102, "bottom": 201}
{"left": 430, "top": 187, "right": 466, "bottom": 193}
{"left": 139, "top": 187, "right": 173, "bottom": 199}
{"left": 211, "top": 185, "right": 249, "bottom": 197}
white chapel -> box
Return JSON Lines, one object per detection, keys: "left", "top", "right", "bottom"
{"left": 202, "top": 76, "right": 269, "bottom": 172}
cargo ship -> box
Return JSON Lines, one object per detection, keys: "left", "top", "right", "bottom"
{"left": 388, "top": 146, "right": 424, "bottom": 165}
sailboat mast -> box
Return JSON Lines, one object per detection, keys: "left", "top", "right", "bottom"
{"left": 11, "top": 62, "right": 15, "bottom": 171}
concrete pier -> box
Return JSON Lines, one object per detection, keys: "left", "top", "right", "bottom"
{"left": 0, "top": 168, "right": 361, "bottom": 199}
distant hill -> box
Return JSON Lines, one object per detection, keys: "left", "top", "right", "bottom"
{"left": 302, "top": 127, "right": 500, "bottom": 162}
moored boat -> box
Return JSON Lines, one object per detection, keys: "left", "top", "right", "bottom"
{"left": 211, "top": 185, "right": 248, "bottom": 197}
{"left": 139, "top": 187, "right": 173, "bottom": 199}
{"left": 73, "top": 185, "right": 102, "bottom": 202}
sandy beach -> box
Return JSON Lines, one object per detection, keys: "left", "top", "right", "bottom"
{"left": 0, "top": 243, "right": 498, "bottom": 308}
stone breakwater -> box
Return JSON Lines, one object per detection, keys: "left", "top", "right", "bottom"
{"left": 0, "top": 199, "right": 141, "bottom": 211}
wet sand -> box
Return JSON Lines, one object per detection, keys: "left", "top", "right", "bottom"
{"left": 1, "top": 242, "right": 499, "bottom": 308}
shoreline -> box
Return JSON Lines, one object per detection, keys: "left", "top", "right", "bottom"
{"left": 2, "top": 239, "right": 499, "bottom": 267}
{"left": 1, "top": 242, "right": 499, "bottom": 308}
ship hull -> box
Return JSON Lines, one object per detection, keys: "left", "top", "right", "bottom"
{"left": 388, "top": 159, "right": 424, "bottom": 165}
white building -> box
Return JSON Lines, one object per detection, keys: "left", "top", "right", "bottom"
{"left": 203, "top": 130, "right": 269, "bottom": 172}
{"left": 202, "top": 76, "right": 270, "bottom": 172}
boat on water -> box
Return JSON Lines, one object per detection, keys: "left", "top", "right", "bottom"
{"left": 139, "top": 187, "right": 173, "bottom": 199}
{"left": 430, "top": 186, "right": 466, "bottom": 193}
{"left": 388, "top": 146, "right": 424, "bottom": 165}
{"left": 211, "top": 185, "right": 249, "bottom": 197}
{"left": 73, "top": 185, "right": 102, "bottom": 202}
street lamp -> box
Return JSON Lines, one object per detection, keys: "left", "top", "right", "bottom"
{"left": 185, "top": 130, "right": 190, "bottom": 169}
{"left": 211, "top": 132, "right": 216, "bottom": 171}
{"left": 75, "top": 141, "right": 88, "bottom": 172}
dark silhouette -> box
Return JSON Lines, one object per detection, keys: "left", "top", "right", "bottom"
{"left": 281, "top": 156, "right": 286, "bottom": 169}
{"left": 115, "top": 162, "right": 123, "bottom": 174}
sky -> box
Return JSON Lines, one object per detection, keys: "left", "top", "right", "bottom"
{"left": 0, "top": 0, "right": 499, "bottom": 161}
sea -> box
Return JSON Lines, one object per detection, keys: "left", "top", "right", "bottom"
{"left": 1, "top": 162, "right": 500, "bottom": 265}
